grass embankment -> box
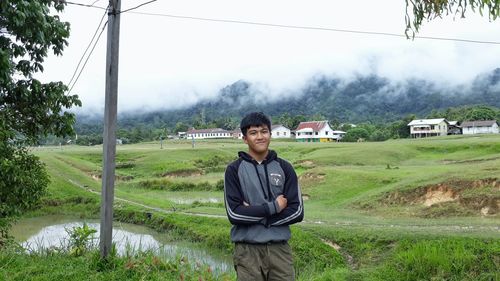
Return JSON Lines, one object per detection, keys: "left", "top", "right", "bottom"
{"left": 5, "top": 135, "right": 500, "bottom": 280}
{"left": 0, "top": 247, "right": 230, "bottom": 281}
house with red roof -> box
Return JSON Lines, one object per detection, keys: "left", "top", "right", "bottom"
{"left": 295, "top": 121, "right": 345, "bottom": 142}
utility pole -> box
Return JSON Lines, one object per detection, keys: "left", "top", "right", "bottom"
{"left": 100, "top": 0, "right": 121, "bottom": 258}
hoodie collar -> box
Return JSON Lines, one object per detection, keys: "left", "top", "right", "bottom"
{"left": 238, "top": 150, "right": 277, "bottom": 164}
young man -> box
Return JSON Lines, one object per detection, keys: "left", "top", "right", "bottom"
{"left": 224, "top": 112, "right": 304, "bottom": 281}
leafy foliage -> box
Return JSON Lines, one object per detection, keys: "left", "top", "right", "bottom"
{"left": 343, "top": 127, "right": 370, "bottom": 142}
{"left": 66, "top": 222, "right": 98, "bottom": 257}
{"left": 0, "top": 0, "right": 80, "bottom": 244}
{"left": 0, "top": 0, "right": 81, "bottom": 143}
{"left": 0, "top": 133, "right": 49, "bottom": 244}
{"left": 405, "top": 0, "right": 500, "bottom": 37}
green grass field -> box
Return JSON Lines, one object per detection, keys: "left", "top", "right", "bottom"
{"left": 3, "top": 135, "right": 499, "bottom": 280}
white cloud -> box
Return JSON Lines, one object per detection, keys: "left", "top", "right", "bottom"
{"left": 37, "top": 0, "right": 500, "bottom": 112}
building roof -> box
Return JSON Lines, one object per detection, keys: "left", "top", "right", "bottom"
{"left": 187, "top": 128, "right": 229, "bottom": 134}
{"left": 461, "top": 120, "right": 498, "bottom": 127}
{"left": 295, "top": 121, "right": 329, "bottom": 131}
{"left": 407, "top": 118, "right": 448, "bottom": 126}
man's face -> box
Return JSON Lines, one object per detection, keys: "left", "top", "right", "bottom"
{"left": 243, "top": 125, "right": 271, "bottom": 155}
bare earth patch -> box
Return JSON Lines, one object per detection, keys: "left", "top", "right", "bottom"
{"left": 321, "top": 239, "right": 355, "bottom": 267}
{"left": 299, "top": 172, "right": 325, "bottom": 180}
{"left": 380, "top": 178, "right": 500, "bottom": 217}
{"left": 299, "top": 172, "right": 326, "bottom": 190}
{"left": 295, "top": 160, "right": 316, "bottom": 169}
{"left": 162, "top": 169, "right": 204, "bottom": 178}
{"left": 423, "top": 185, "right": 458, "bottom": 207}
{"left": 90, "top": 173, "right": 134, "bottom": 181}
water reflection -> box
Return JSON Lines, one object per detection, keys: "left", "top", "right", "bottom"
{"left": 13, "top": 217, "right": 231, "bottom": 274}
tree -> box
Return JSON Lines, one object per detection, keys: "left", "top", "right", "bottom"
{"left": 405, "top": 0, "right": 500, "bottom": 37}
{"left": 343, "top": 128, "right": 370, "bottom": 142}
{"left": 464, "top": 106, "right": 497, "bottom": 121}
{"left": 174, "top": 122, "right": 189, "bottom": 133}
{"left": 370, "top": 129, "right": 391, "bottom": 142}
{"left": 1, "top": 0, "right": 81, "bottom": 244}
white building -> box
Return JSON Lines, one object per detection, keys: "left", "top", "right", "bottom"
{"left": 408, "top": 118, "right": 449, "bottom": 138}
{"left": 186, "top": 128, "right": 233, "bottom": 139}
{"left": 271, "top": 124, "right": 291, "bottom": 138}
{"left": 461, "top": 120, "right": 499, "bottom": 135}
{"left": 295, "top": 121, "right": 343, "bottom": 142}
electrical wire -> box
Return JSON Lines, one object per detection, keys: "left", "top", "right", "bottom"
{"left": 67, "top": 7, "right": 108, "bottom": 88}
{"left": 119, "top": 0, "right": 157, "bottom": 14}
{"left": 67, "top": 20, "right": 108, "bottom": 95}
{"left": 63, "top": 1, "right": 500, "bottom": 45}
{"left": 127, "top": 11, "right": 500, "bottom": 45}
{"left": 65, "top": 0, "right": 107, "bottom": 10}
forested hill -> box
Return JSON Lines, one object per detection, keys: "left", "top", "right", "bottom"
{"left": 76, "top": 68, "right": 500, "bottom": 132}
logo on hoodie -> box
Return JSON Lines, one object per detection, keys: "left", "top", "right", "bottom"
{"left": 270, "top": 173, "right": 282, "bottom": 186}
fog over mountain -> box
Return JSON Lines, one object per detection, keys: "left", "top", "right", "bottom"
{"left": 75, "top": 68, "right": 500, "bottom": 130}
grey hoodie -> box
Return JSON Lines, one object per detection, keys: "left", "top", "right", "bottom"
{"left": 224, "top": 150, "right": 304, "bottom": 243}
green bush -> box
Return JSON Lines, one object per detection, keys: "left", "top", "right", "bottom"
{"left": 0, "top": 140, "right": 49, "bottom": 246}
{"left": 374, "top": 238, "right": 500, "bottom": 281}
{"left": 138, "top": 179, "right": 222, "bottom": 191}
{"left": 66, "top": 222, "right": 98, "bottom": 256}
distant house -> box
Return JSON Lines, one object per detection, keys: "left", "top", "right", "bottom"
{"left": 408, "top": 118, "right": 449, "bottom": 138}
{"left": 331, "top": 130, "right": 347, "bottom": 141}
{"left": 447, "top": 121, "right": 461, "bottom": 135}
{"left": 271, "top": 124, "right": 291, "bottom": 138}
{"left": 231, "top": 128, "right": 243, "bottom": 139}
{"left": 461, "top": 120, "right": 499, "bottom": 135}
{"left": 295, "top": 121, "right": 343, "bottom": 142}
{"left": 186, "top": 128, "right": 233, "bottom": 139}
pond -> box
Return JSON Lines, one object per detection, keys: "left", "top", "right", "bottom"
{"left": 11, "top": 215, "right": 232, "bottom": 275}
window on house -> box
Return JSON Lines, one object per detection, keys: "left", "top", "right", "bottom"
{"left": 325, "top": 131, "right": 329, "bottom": 135}
{"left": 315, "top": 132, "right": 318, "bottom": 135}
{"left": 284, "top": 132, "right": 287, "bottom": 136}
{"left": 298, "top": 132, "right": 301, "bottom": 136}
{"left": 277, "top": 132, "right": 280, "bottom": 136}
{"left": 431, "top": 125, "right": 435, "bottom": 130}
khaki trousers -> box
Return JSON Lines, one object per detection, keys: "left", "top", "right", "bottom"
{"left": 233, "top": 242, "right": 295, "bottom": 281}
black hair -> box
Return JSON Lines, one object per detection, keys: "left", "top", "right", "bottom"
{"left": 240, "top": 112, "right": 271, "bottom": 136}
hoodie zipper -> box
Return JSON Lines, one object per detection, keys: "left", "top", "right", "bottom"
{"left": 263, "top": 163, "right": 274, "bottom": 200}
{"left": 253, "top": 163, "right": 269, "bottom": 200}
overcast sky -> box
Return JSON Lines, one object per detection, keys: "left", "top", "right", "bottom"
{"left": 37, "top": 0, "right": 500, "bottom": 113}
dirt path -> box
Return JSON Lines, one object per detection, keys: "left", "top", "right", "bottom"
{"left": 69, "top": 176, "right": 499, "bottom": 234}
{"left": 67, "top": 179, "right": 226, "bottom": 219}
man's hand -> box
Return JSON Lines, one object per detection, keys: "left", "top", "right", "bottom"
{"left": 276, "top": 195, "right": 287, "bottom": 212}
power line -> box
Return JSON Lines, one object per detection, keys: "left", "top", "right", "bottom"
{"left": 65, "top": 1, "right": 107, "bottom": 10}
{"left": 127, "top": 11, "right": 500, "bottom": 45}
{"left": 67, "top": 20, "right": 108, "bottom": 95}
{"left": 67, "top": 7, "right": 108, "bottom": 88}
{"left": 64, "top": 1, "right": 500, "bottom": 45}
{"left": 119, "top": 0, "right": 157, "bottom": 14}
{"left": 89, "top": 0, "right": 101, "bottom": 7}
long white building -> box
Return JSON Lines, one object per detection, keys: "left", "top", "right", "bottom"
{"left": 461, "top": 120, "right": 499, "bottom": 134}
{"left": 186, "top": 128, "right": 233, "bottom": 139}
